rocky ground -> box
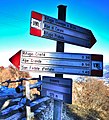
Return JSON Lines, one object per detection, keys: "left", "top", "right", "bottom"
{"left": 34, "top": 99, "right": 75, "bottom": 120}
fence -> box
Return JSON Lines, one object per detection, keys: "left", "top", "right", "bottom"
{"left": 0, "top": 77, "right": 51, "bottom": 120}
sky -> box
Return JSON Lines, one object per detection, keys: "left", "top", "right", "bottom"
{"left": 0, "top": 0, "right": 109, "bottom": 69}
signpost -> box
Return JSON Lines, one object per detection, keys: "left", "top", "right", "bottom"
{"left": 9, "top": 50, "right": 103, "bottom": 77}
{"left": 30, "top": 11, "right": 96, "bottom": 48}
{"left": 41, "top": 76, "right": 72, "bottom": 104}
{"left": 54, "top": 5, "right": 66, "bottom": 120}
{"left": 9, "top": 4, "right": 103, "bottom": 120}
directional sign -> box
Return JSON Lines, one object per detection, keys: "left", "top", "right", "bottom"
{"left": 41, "top": 76, "right": 72, "bottom": 104}
{"left": 9, "top": 50, "right": 103, "bottom": 77}
{"left": 30, "top": 11, "right": 96, "bottom": 48}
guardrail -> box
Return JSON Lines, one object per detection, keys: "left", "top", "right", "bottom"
{"left": 0, "top": 77, "right": 51, "bottom": 120}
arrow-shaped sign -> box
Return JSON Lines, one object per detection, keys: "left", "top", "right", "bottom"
{"left": 9, "top": 50, "right": 103, "bottom": 77}
{"left": 30, "top": 11, "right": 96, "bottom": 48}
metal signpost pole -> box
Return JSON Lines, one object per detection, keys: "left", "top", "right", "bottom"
{"left": 53, "top": 5, "right": 67, "bottom": 120}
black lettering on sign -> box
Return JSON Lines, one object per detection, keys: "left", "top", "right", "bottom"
{"left": 29, "top": 66, "right": 40, "bottom": 71}
{"left": 44, "top": 24, "right": 50, "bottom": 29}
{"left": 70, "top": 24, "right": 76, "bottom": 30}
{"left": 21, "top": 59, "right": 29, "bottom": 63}
{"left": 67, "top": 24, "right": 70, "bottom": 28}
{"left": 44, "top": 31, "right": 53, "bottom": 38}
{"left": 82, "top": 63, "right": 84, "bottom": 66}
{"left": 51, "top": 26, "right": 54, "bottom": 30}
{"left": 82, "top": 56, "right": 84, "bottom": 59}
{"left": 44, "top": 31, "right": 47, "bottom": 35}
{"left": 56, "top": 95, "right": 58, "bottom": 98}
{"left": 85, "top": 63, "right": 89, "bottom": 66}
{"left": 28, "top": 52, "right": 33, "bottom": 57}
{"left": 85, "top": 71, "right": 89, "bottom": 74}
{"left": 31, "top": 59, "right": 41, "bottom": 63}
{"left": 56, "top": 20, "right": 66, "bottom": 27}
{"left": 44, "top": 16, "right": 48, "bottom": 20}
{"left": 54, "top": 33, "right": 64, "bottom": 40}
{"left": 82, "top": 55, "right": 90, "bottom": 60}
{"left": 22, "top": 51, "right": 34, "bottom": 57}
{"left": 55, "top": 27, "right": 64, "bottom": 33}
{"left": 44, "top": 16, "right": 55, "bottom": 24}
{"left": 21, "top": 65, "right": 28, "bottom": 70}
{"left": 50, "top": 79, "right": 59, "bottom": 83}
{"left": 35, "top": 52, "right": 45, "bottom": 57}
{"left": 86, "top": 56, "right": 90, "bottom": 59}
{"left": 33, "top": 20, "right": 39, "bottom": 27}
{"left": 22, "top": 51, "right": 27, "bottom": 55}
{"left": 42, "top": 67, "right": 54, "bottom": 71}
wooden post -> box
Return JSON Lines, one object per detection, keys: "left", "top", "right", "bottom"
{"left": 25, "top": 81, "right": 31, "bottom": 120}
{"left": 53, "top": 5, "right": 67, "bottom": 120}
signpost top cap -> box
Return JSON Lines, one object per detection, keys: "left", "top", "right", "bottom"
{"left": 57, "top": 5, "right": 67, "bottom": 8}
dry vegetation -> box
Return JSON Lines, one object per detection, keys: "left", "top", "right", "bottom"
{"left": 67, "top": 78, "right": 109, "bottom": 120}
{"left": 0, "top": 65, "right": 30, "bottom": 88}
{"left": 0, "top": 65, "right": 39, "bottom": 95}
{"left": 0, "top": 66, "right": 109, "bottom": 120}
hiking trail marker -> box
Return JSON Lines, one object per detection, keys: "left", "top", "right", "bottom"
{"left": 41, "top": 76, "right": 72, "bottom": 104}
{"left": 30, "top": 11, "right": 96, "bottom": 48}
{"left": 9, "top": 50, "right": 103, "bottom": 77}
{"left": 9, "top": 5, "right": 103, "bottom": 120}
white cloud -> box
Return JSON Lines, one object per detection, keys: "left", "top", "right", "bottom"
{"left": 0, "top": 50, "right": 17, "bottom": 67}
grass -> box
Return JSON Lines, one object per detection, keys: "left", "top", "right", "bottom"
{"left": 66, "top": 103, "right": 109, "bottom": 120}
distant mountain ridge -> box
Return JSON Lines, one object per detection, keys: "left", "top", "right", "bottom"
{"left": 103, "top": 64, "right": 109, "bottom": 84}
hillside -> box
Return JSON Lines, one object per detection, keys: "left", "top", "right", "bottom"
{"left": 0, "top": 64, "right": 109, "bottom": 120}
{"left": 0, "top": 65, "right": 30, "bottom": 88}
{"left": 103, "top": 64, "right": 109, "bottom": 84}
